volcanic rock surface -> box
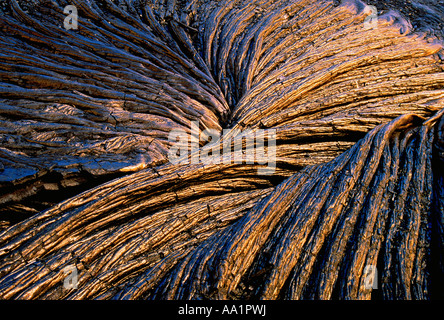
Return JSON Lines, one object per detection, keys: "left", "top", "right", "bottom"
{"left": 0, "top": 0, "right": 443, "bottom": 299}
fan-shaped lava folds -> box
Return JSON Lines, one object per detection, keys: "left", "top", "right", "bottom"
{"left": 0, "top": 0, "right": 443, "bottom": 300}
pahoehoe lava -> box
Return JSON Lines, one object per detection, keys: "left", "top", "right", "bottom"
{"left": 0, "top": 0, "right": 443, "bottom": 299}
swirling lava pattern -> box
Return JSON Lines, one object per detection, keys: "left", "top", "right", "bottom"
{"left": 0, "top": 0, "right": 443, "bottom": 299}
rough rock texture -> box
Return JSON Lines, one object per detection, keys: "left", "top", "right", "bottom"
{"left": 0, "top": 0, "right": 443, "bottom": 299}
